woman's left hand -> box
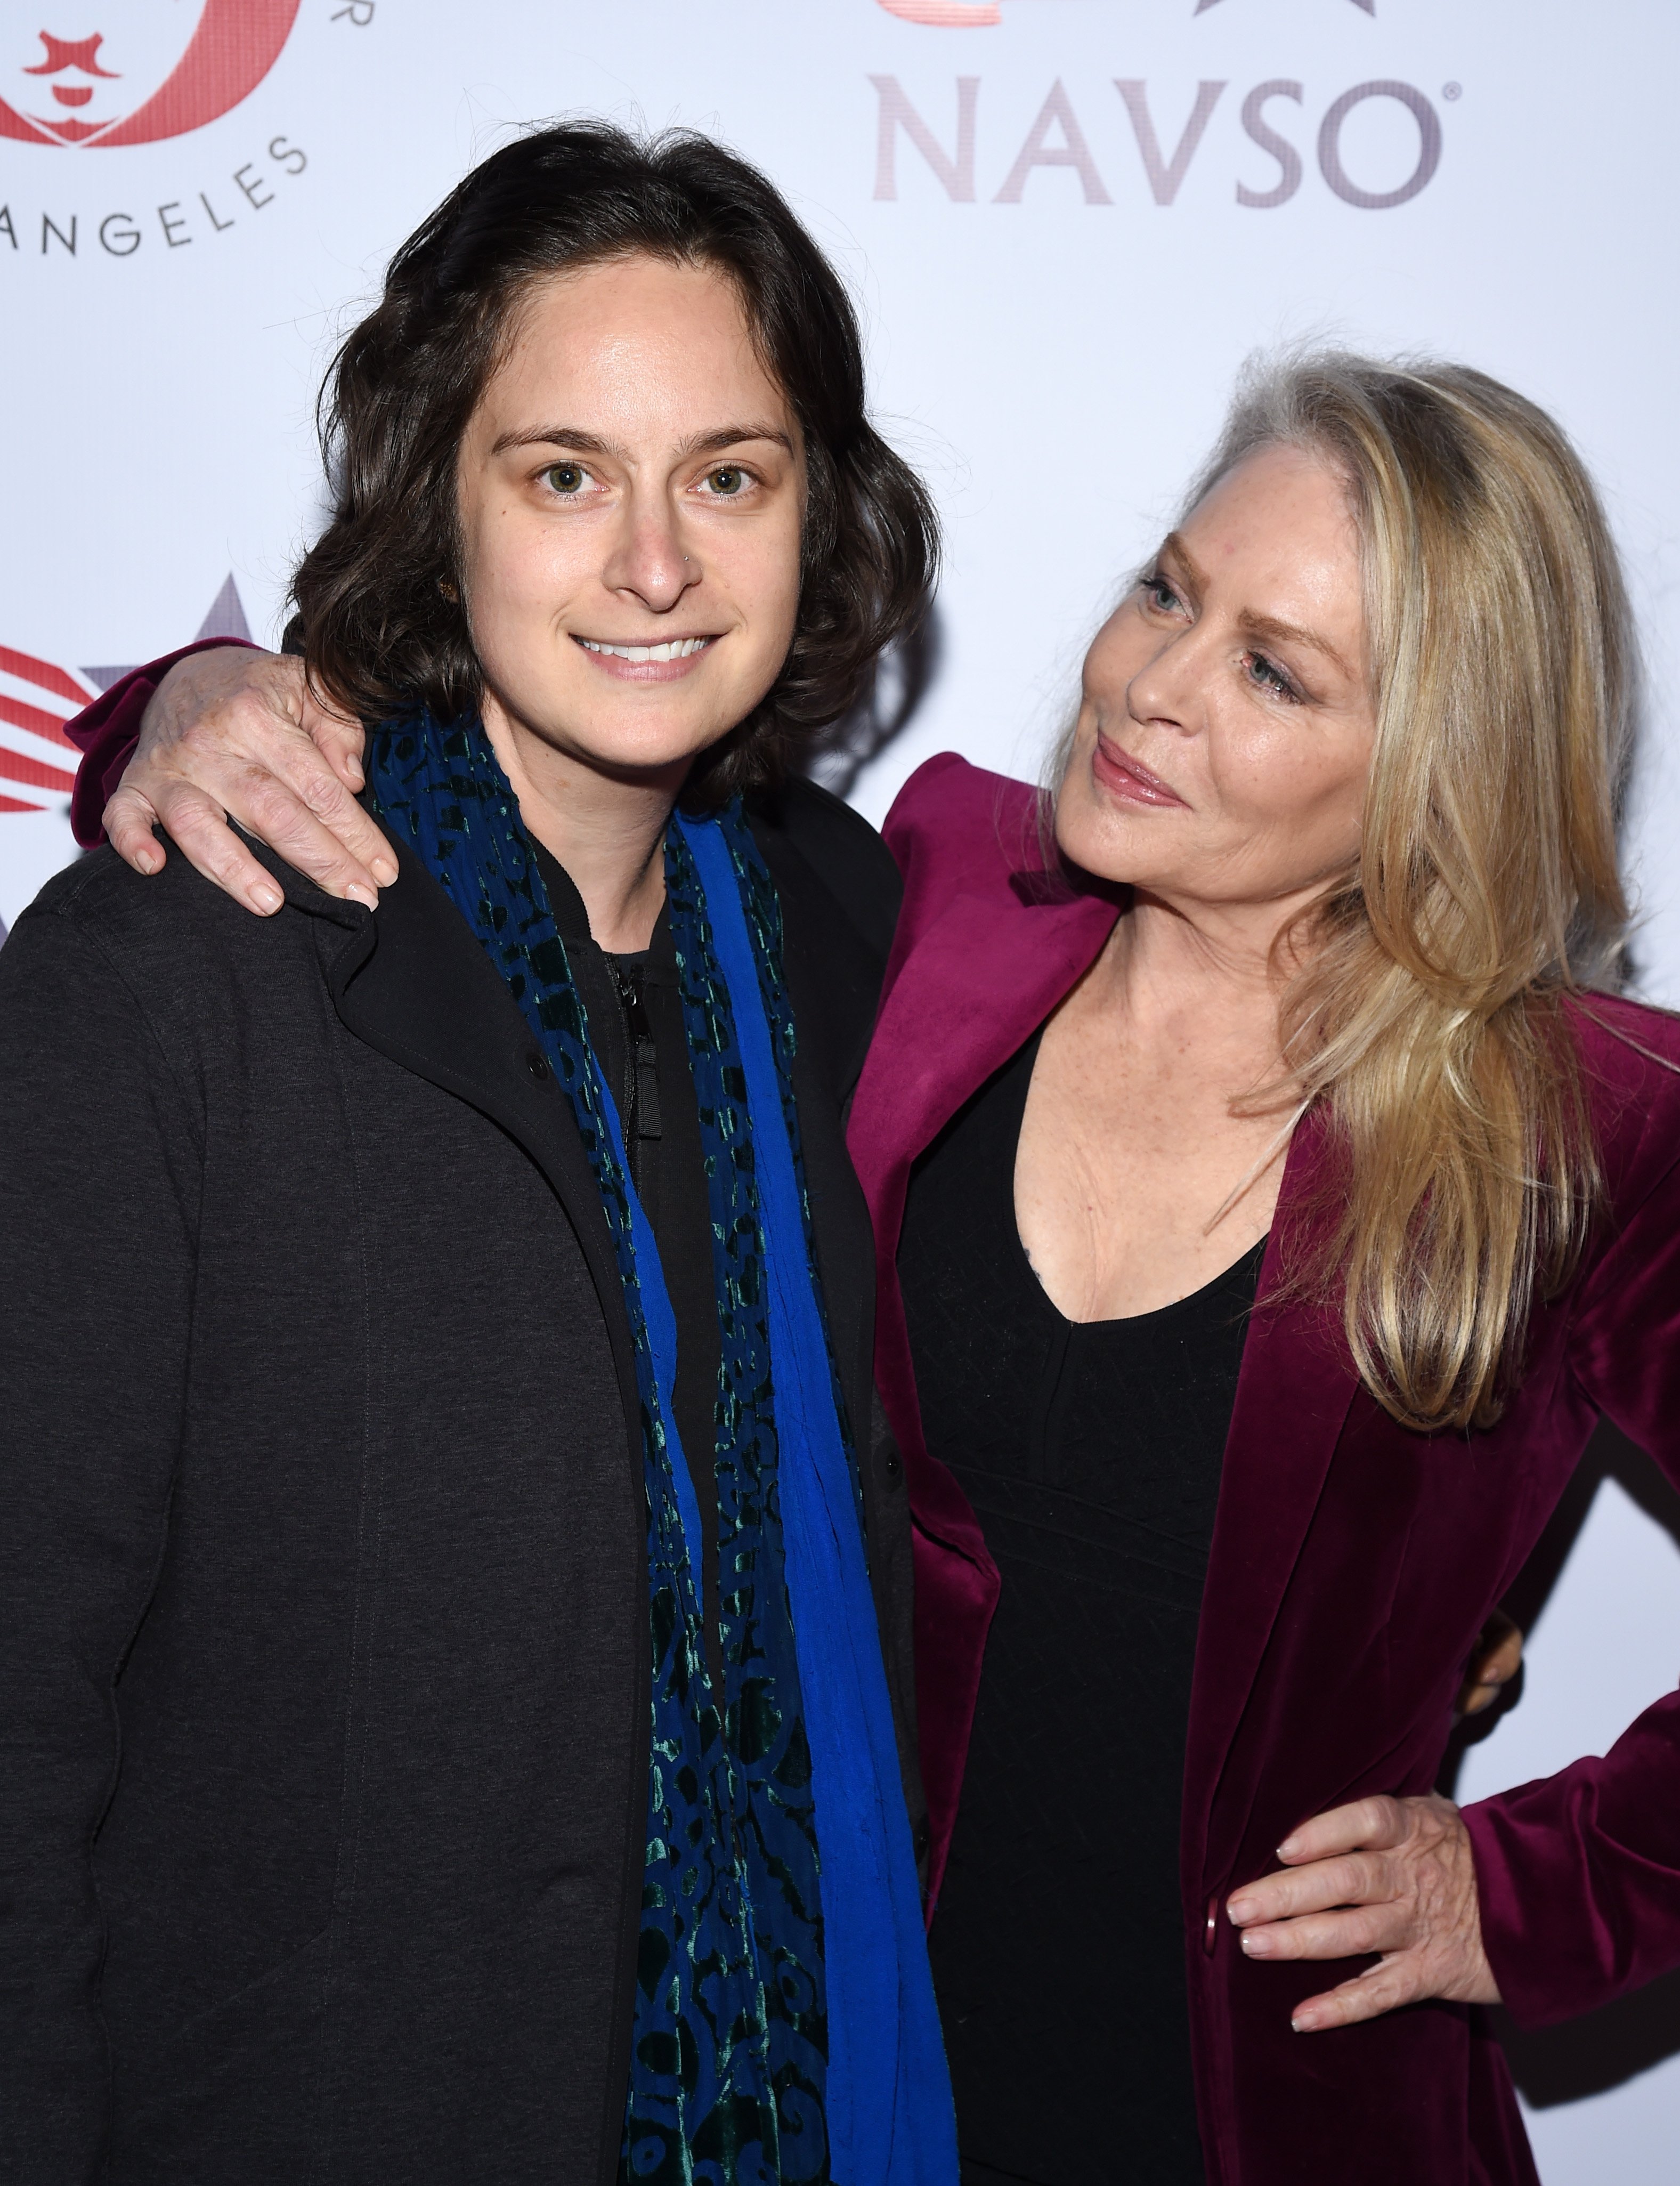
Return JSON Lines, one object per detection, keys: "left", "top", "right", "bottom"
{"left": 1225, "top": 1793, "right": 1502, "bottom": 2031}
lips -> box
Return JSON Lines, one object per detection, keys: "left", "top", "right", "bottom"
{"left": 575, "top": 635, "right": 713, "bottom": 665}
{"left": 572, "top": 632, "right": 719, "bottom": 685}
{"left": 1091, "top": 732, "right": 1188, "bottom": 808}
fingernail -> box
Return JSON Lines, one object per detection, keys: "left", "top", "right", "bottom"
{"left": 253, "top": 884, "right": 282, "bottom": 914}
{"left": 1241, "top": 1930, "right": 1273, "bottom": 1957}
{"left": 137, "top": 851, "right": 161, "bottom": 875}
{"left": 371, "top": 857, "right": 399, "bottom": 886}
{"left": 1277, "top": 1838, "right": 1301, "bottom": 1859}
{"left": 1227, "top": 1899, "right": 1255, "bottom": 1926}
{"left": 345, "top": 755, "right": 364, "bottom": 785}
{"left": 345, "top": 883, "right": 378, "bottom": 911}
{"left": 1291, "top": 2015, "right": 1315, "bottom": 2034}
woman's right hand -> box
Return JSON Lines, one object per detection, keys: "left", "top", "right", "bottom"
{"left": 103, "top": 647, "right": 398, "bottom": 916}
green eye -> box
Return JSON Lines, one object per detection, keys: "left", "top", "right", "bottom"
{"left": 708, "top": 466, "right": 744, "bottom": 496}
{"left": 545, "top": 463, "right": 586, "bottom": 495}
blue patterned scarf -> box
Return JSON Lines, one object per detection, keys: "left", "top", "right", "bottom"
{"left": 365, "top": 710, "right": 956, "bottom": 2186}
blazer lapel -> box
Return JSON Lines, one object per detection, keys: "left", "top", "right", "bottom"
{"left": 848, "top": 883, "right": 1117, "bottom": 1564}
{"left": 849, "top": 885, "right": 1119, "bottom": 1262}
{"left": 1184, "top": 1113, "right": 1359, "bottom": 1885}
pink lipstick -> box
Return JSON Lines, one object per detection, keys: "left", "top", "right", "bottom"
{"left": 1092, "top": 732, "right": 1188, "bottom": 808}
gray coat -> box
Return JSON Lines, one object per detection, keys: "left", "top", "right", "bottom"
{"left": 0, "top": 779, "right": 918, "bottom": 2186}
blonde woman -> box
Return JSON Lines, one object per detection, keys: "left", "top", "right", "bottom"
{"left": 55, "top": 354, "right": 1645, "bottom": 2184}
{"left": 851, "top": 355, "right": 1672, "bottom": 2184}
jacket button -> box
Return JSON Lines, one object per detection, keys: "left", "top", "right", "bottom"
{"left": 1204, "top": 1893, "right": 1221, "bottom": 1956}
{"left": 526, "top": 1052, "right": 549, "bottom": 1081}
{"left": 883, "top": 1445, "right": 903, "bottom": 1480}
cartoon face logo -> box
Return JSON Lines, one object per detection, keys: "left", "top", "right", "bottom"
{"left": 0, "top": 0, "right": 301, "bottom": 148}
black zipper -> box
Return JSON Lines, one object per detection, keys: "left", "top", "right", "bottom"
{"left": 606, "top": 960, "right": 662, "bottom": 1210}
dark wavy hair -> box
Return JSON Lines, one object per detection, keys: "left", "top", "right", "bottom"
{"left": 289, "top": 120, "right": 939, "bottom": 803}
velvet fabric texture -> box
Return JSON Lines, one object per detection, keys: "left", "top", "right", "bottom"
{"left": 848, "top": 754, "right": 1680, "bottom": 2186}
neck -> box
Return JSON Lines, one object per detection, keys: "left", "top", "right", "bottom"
{"left": 481, "top": 696, "right": 689, "bottom": 953}
{"left": 1092, "top": 884, "right": 1319, "bottom": 1068}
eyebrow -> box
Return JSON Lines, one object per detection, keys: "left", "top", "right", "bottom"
{"left": 1155, "top": 530, "right": 1354, "bottom": 680}
{"left": 490, "top": 422, "right": 796, "bottom": 460}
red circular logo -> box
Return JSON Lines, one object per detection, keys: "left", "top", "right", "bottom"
{"left": 1, "top": 1, "right": 301, "bottom": 149}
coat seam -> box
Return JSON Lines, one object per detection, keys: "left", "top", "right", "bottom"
{"left": 303, "top": 926, "right": 386, "bottom": 2186}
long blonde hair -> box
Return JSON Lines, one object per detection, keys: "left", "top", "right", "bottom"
{"left": 1114, "top": 355, "right": 1633, "bottom": 1431}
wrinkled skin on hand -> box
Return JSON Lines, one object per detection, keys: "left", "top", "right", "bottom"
{"left": 1225, "top": 1617, "right": 1520, "bottom": 2033}
{"left": 103, "top": 647, "right": 394, "bottom": 915}
{"left": 1226, "top": 1792, "right": 1500, "bottom": 2033}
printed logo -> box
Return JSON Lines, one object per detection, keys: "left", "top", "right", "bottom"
{"left": 871, "top": 74, "right": 1443, "bottom": 210}
{"left": 1, "top": 1, "right": 301, "bottom": 148}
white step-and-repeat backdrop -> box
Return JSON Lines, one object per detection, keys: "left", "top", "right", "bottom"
{"left": 5, "top": 2, "right": 1679, "bottom": 2173}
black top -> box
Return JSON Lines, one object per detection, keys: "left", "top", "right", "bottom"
{"left": 898, "top": 1030, "right": 1264, "bottom": 2186}
{"left": 531, "top": 843, "right": 728, "bottom": 1689}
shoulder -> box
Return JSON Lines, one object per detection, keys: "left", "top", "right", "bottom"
{"left": 1570, "top": 990, "right": 1680, "bottom": 1203}
{"left": 747, "top": 773, "right": 902, "bottom": 965}
{"left": 882, "top": 755, "right": 1043, "bottom": 894}
{"left": 19, "top": 839, "right": 255, "bottom": 950}
{"left": 0, "top": 852, "right": 215, "bottom": 1095}
{"left": 879, "top": 754, "right": 1046, "bottom": 951}
{"left": 4, "top": 839, "right": 345, "bottom": 1023}
{"left": 9, "top": 843, "right": 201, "bottom": 971}
{"left": 1572, "top": 991, "right": 1680, "bottom": 1095}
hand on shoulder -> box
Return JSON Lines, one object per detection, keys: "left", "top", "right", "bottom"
{"left": 99, "top": 646, "right": 394, "bottom": 917}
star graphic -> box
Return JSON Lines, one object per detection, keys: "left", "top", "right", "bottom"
{"left": 80, "top": 575, "right": 252, "bottom": 693}
{"left": 1197, "top": 0, "right": 1374, "bottom": 12}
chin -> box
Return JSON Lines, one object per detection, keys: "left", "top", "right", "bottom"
{"left": 583, "top": 682, "right": 774, "bottom": 774}
{"left": 1054, "top": 794, "right": 1165, "bottom": 888}
{"left": 589, "top": 729, "right": 723, "bottom": 779}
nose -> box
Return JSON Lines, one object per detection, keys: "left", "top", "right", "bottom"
{"left": 600, "top": 482, "right": 702, "bottom": 616}
{"left": 1123, "top": 616, "right": 1209, "bottom": 736}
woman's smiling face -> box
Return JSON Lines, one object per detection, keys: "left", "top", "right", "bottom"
{"left": 454, "top": 253, "right": 807, "bottom": 790}
{"left": 1055, "top": 443, "right": 1378, "bottom": 915}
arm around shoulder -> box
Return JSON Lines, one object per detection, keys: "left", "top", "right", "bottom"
{"left": 64, "top": 643, "right": 392, "bottom": 916}
{"left": 65, "top": 641, "right": 259, "bottom": 848}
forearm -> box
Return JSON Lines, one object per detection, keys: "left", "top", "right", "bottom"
{"left": 1464, "top": 1685, "right": 1680, "bottom": 2027}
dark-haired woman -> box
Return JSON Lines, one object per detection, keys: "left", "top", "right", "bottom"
{"left": 0, "top": 126, "right": 955, "bottom": 2185}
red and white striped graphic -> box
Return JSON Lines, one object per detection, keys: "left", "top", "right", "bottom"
{"left": 0, "top": 647, "right": 92, "bottom": 817}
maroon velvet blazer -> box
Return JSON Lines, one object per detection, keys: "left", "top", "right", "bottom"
{"left": 848, "top": 754, "right": 1680, "bottom": 2186}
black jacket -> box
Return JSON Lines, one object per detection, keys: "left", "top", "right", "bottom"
{"left": 0, "top": 780, "right": 917, "bottom": 2185}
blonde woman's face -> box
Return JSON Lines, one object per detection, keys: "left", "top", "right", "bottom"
{"left": 1056, "top": 444, "right": 1376, "bottom": 911}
